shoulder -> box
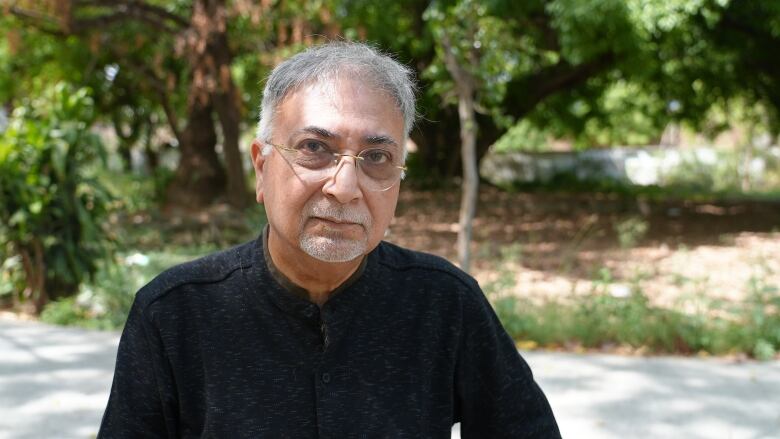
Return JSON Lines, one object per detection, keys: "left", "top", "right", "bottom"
{"left": 133, "top": 239, "right": 257, "bottom": 311}
{"left": 373, "top": 240, "right": 480, "bottom": 293}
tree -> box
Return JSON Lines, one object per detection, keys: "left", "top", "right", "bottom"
{"left": 441, "top": 29, "right": 478, "bottom": 271}
{"left": 416, "top": 0, "right": 780, "bottom": 268}
{"left": 7, "top": 1, "right": 779, "bottom": 219}
{"left": 8, "top": 0, "right": 249, "bottom": 209}
{"left": 686, "top": 0, "right": 780, "bottom": 133}
{"left": 426, "top": 0, "right": 505, "bottom": 271}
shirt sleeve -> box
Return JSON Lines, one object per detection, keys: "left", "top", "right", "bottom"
{"left": 98, "top": 296, "right": 178, "bottom": 438}
{"left": 455, "top": 286, "right": 561, "bottom": 439}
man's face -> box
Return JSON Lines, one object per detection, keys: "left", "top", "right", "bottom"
{"left": 251, "top": 77, "right": 404, "bottom": 263}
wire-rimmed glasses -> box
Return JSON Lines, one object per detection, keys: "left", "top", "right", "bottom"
{"left": 266, "top": 140, "right": 406, "bottom": 192}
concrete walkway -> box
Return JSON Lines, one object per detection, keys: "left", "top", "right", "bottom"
{"left": 1, "top": 317, "right": 779, "bottom": 439}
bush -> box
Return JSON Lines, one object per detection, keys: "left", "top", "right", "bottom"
{"left": 41, "top": 262, "right": 135, "bottom": 330}
{"left": 40, "top": 248, "right": 214, "bottom": 330}
{"left": 0, "top": 83, "right": 113, "bottom": 313}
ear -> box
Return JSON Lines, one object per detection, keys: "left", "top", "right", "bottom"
{"left": 250, "top": 139, "right": 267, "bottom": 204}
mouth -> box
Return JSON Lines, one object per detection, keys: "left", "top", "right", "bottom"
{"left": 314, "top": 216, "right": 360, "bottom": 226}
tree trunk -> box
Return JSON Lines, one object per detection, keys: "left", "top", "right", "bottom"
{"left": 741, "top": 122, "right": 755, "bottom": 192}
{"left": 164, "top": 0, "right": 249, "bottom": 209}
{"left": 17, "top": 239, "right": 47, "bottom": 314}
{"left": 456, "top": 90, "right": 478, "bottom": 273}
{"left": 213, "top": 90, "right": 248, "bottom": 209}
{"left": 441, "top": 35, "right": 479, "bottom": 273}
{"left": 410, "top": 104, "right": 499, "bottom": 182}
{"left": 165, "top": 98, "right": 226, "bottom": 208}
{"left": 210, "top": 21, "right": 249, "bottom": 209}
{"left": 175, "top": 0, "right": 248, "bottom": 210}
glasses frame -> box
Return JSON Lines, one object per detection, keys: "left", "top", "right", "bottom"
{"left": 265, "top": 140, "right": 407, "bottom": 191}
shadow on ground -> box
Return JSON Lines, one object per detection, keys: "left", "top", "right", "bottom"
{"left": 523, "top": 351, "right": 780, "bottom": 439}
{"left": 0, "top": 319, "right": 119, "bottom": 439}
{"left": 2, "top": 318, "right": 779, "bottom": 439}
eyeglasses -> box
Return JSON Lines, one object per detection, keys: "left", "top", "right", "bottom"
{"left": 266, "top": 140, "right": 407, "bottom": 192}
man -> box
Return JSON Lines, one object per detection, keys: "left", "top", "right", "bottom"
{"left": 98, "top": 42, "right": 560, "bottom": 438}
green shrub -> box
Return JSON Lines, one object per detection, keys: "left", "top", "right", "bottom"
{"left": 614, "top": 216, "right": 649, "bottom": 249}
{"left": 0, "top": 83, "right": 113, "bottom": 313}
{"left": 40, "top": 247, "right": 215, "bottom": 329}
{"left": 40, "top": 297, "right": 91, "bottom": 326}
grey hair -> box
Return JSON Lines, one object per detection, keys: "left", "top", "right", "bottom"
{"left": 256, "top": 42, "right": 417, "bottom": 156}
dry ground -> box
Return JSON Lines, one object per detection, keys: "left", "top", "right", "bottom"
{"left": 388, "top": 187, "right": 780, "bottom": 307}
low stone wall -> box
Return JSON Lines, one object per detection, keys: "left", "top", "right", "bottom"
{"left": 480, "top": 146, "right": 778, "bottom": 188}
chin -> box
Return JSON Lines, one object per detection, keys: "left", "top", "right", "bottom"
{"left": 299, "top": 235, "right": 367, "bottom": 263}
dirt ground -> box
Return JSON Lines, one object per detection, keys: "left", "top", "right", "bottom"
{"left": 389, "top": 187, "right": 780, "bottom": 307}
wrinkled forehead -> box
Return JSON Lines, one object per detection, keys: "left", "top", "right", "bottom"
{"left": 274, "top": 76, "right": 405, "bottom": 141}
{"left": 278, "top": 70, "right": 402, "bottom": 120}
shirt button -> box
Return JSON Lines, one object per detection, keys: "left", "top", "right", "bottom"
{"left": 321, "top": 372, "right": 331, "bottom": 384}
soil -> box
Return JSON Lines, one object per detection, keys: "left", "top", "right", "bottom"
{"left": 389, "top": 187, "right": 780, "bottom": 307}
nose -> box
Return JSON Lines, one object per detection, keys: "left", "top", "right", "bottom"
{"left": 322, "top": 156, "right": 363, "bottom": 204}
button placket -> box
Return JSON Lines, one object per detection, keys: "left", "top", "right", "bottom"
{"left": 320, "top": 321, "right": 330, "bottom": 352}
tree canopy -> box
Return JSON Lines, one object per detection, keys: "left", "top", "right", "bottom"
{"left": 5, "top": 0, "right": 779, "bottom": 187}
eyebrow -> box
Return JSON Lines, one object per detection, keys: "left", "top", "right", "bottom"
{"left": 294, "top": 126, "right": 337, "bottom": 139}
{"left": 364, "top": 134, "right": 398, "bottom": 148}
{"left": 292, "top": 126, "right": 399, "bottom": 148}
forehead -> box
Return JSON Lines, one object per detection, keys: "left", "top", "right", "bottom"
{"left": 273, "top": 78, "right": 404, "bottom": 145}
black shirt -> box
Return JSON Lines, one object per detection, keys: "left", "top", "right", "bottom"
{"left": 98, "top": 235, "right": 560, "bottom": 438}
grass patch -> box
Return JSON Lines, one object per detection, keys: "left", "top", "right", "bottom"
{"left": 487, "top": 258, "right": 780, "bottom": 360}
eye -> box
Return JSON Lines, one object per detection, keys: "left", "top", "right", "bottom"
{"left": 296, "top": 140, "right": 329, "bottom": 155}
{"left": 362, "top": 149, "right": 392, "bottom": 165}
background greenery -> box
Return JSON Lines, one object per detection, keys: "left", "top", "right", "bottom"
{"left": 1, "top": 0, "right": 779, "bottom": 359}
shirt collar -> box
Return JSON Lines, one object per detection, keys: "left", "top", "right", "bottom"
{"left": 260, "top": 223, "right": 368, "bottom": 310}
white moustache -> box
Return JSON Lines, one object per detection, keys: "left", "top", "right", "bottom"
{"left": 305, "top": 203, "right": 371, "bottom": 227}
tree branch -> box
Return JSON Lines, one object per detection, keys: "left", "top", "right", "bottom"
{"left": 503, "top": 51, "right": 618, "bottom": 120}
{"left": 69, "top": 10, "right": 179, "bottom": 34}
{"left": 73, "top": 0, "right": 188, "bottom": 29}
{"left": 8, "top": 6, "right": 68, "bottom": 36}
{"left": 12, "top": 1, "right": 186, "bottom": 35}
{"left": 119, "top": 62, "right": 183, "bottom": 144}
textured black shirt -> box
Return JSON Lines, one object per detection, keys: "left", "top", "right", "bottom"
{"left": 98, "top": 235, "right": 560, "bottom": 438}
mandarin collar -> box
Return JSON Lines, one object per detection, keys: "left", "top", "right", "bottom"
{"left": 253, "top": 224, "right": 372, "bottom": 322}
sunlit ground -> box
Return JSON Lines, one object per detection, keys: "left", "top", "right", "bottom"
{"left": 2, "top": 317, "right": 779, "bottom": 439}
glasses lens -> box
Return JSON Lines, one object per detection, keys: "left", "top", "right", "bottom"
{"left": 277, "top": 144, "right": 402, "bottom": 191}
{"left": 276, "top": 143, "right": 334, "bottom": 182}
{"left": 284, "top": 142, "right": 333, "bottom": 170}
{"left": 357, "top": 148, "right": 402, "bottom": 191}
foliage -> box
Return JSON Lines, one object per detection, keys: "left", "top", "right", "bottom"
{"left": 40, "top": 249, "right": 201, "bottom": 330}
{"left": 0, "top": 83, "right": 113, "bottom": 311}
{"left": 491, "top": 120, "right": 552, "bottom": 153}
{"left": 661, "top": 147, "right": 780, "bottom": 194}
{"left": 34, "top": 169, "right": 268, "bottom": 324}
{"left": 424, "top": 0, "right": 522, "bottom": 122}
{"left": 614, "top": 216, "right": 649, "bottom": 249}
{"left": 39, "top": 196, "right": 268, "bottom": 328}
{"left": 743, "top": 261, "right": 780, "bottom": 360}
{"left": 7, "top": 0, "right": 780, "bottom": 186}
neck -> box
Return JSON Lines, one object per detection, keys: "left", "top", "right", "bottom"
{"left": 267, "top": 229, "right": 363, "bottom": 306}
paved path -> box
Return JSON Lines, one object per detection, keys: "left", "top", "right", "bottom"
{"left": 0, "top": 318, "right": 119, "bottom": 439}
{"left": 1, "top": 317, "right": 779, "bottom": 439}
